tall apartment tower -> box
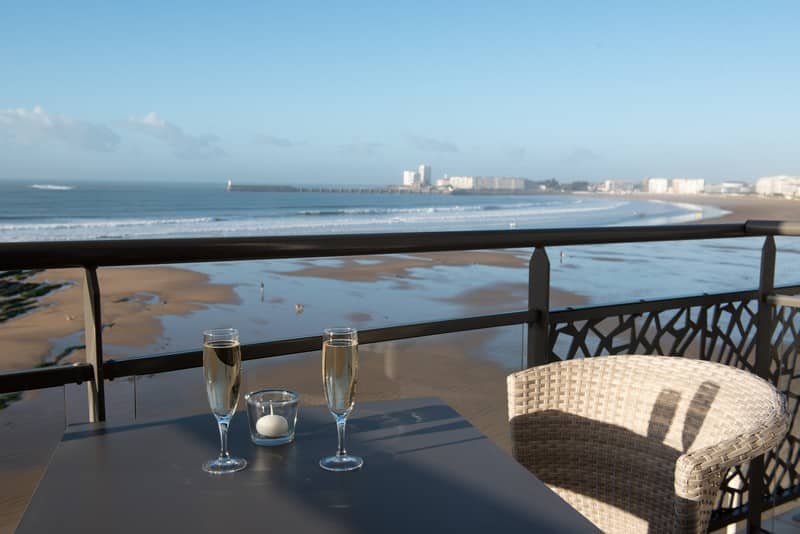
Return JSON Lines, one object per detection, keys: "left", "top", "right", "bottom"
{"left": 418, "top": 164, "right": 431, "bottom": 186}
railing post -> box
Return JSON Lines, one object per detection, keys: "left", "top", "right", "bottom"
{"left": 747, "top": 235, "right": 775, "bottom": 533}
{"left": 527, "top": 246, "right": 551, "bottom": 368}
{"left": 83, "top": 266, "right": 106, "bottom": 422}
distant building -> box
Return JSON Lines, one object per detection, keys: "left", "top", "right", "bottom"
{"left": 704, "top": 181, "right": 753, "bottom": 195}
{"left": 756, "top": 175, "right": 800, "bottom": 197}
{"left": 418, "top": 164, "right": 431, "bottom": 186}
{"left": 446, "top": 175, "right": 527, "bottom": 191}
{"left": 596, "top": 180, "right": 614, "bottom": 193}
{"left": 596, "top": 180, "right": 634, "bottom": 193}
{"left": 645, "top": 178, "right": 669, "bottom": 194}
{"left": 475, "top": 176, "right": 526, "bottom": 190}
{"left": 449, "top": 176, "right": 475, "bottom": 190}
{"left": 435, "top": 177, "right": 451, "bottom": 188}
{"left": 402, "top": 170, "right": 420, "bottom": 187}
{"left": 670, "top": 178, "right": 705, "bottom": 195}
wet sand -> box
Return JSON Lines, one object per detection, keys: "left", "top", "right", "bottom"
{"left": 0, "top": 267, "right": 239, "bottom": 372}
{"left": 281, "top": 253, "right": 588, "bottom": 308}
{"left": 285, "top": 251, "right": 529, "bottom": 282}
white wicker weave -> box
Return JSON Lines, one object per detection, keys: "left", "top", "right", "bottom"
{"left": 507, "top": 355, "right": 789, "bottom": 533}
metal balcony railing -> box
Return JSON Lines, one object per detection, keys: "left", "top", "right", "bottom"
{"left": 1, "top": 219, "right": 799, "bottom": 532}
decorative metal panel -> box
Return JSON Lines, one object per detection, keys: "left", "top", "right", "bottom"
{"left": 763, "top": 303, "right": 800, "bottom": 507}
{"left": 550, "top": 298, "right": 758, "bottom": 369}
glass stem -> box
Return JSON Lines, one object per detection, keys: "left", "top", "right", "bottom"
{"left": 217, "top": 419, "right": 230, "bottom": 459}
{"left": 336, "top": 416, "right": 347, "bottom": 457}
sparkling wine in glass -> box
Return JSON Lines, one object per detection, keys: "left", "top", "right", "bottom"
{"left": 202, "top": 328, "right": 247, "bottom": 474}
{"left": 319, "top": 327, "right": 363, "bottom": 471}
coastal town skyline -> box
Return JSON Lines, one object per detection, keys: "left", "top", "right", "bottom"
{"left": 393, "top": 163, "right": 800, "bottom": 196}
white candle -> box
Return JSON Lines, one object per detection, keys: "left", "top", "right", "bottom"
{"left": 256, "top": 414, "right": 289, "bottom": 437}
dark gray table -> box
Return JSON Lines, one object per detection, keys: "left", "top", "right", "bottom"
{"left": 17, "top": 397, "right": 596, "bottom": 533}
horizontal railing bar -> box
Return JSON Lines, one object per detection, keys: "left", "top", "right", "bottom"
{"left": 768, "top": 294, "right": 800, "bottom": 309}
{"left": 550, "top": 284, "right": 800, "bottom": 323}
{"left": 550, "top": 289, "right": 762, "bottom": 323}
{"left": 0, "top": 223, "right": 754, "bottom": 270}
{"left": 0, "top": 363, "right": 94, "bottom": 394}
{"left": 104, "top": 310, "right": 533, "bottom": 379}
{"left": 746, "top": 220, "right": 800, "bottom": 236}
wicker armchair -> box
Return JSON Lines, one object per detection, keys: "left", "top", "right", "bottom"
{"left": 507, "top": 355, "right": 789, "bottom": 533}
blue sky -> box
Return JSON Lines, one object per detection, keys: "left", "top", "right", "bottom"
{"left": 1, "top": 1, "right": 798, "bottom": 184}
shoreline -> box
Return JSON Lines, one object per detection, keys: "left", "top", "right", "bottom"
{"left": 598, "top": 192, "right": 800, "bottom": 224}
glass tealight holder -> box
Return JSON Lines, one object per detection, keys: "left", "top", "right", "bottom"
{"left": 245, "top": 389, "right": 299, "bottom": 446}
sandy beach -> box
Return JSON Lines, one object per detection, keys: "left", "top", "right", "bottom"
{"left": 0, "top": 193, "right": 797, "bottom": 532}
{"left": 622, "top": 192, "right": 800, "bottom": 224}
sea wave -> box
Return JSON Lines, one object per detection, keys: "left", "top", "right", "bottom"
{"left": 0, "top": 216, "right": 217, "bottom": 232}
{"left": 0, "top": 197, "right": 727, "bottom": 242}
{"left": 648, "top": 199, "right": 705, "bottom": 211}
{"left": 30, "top": 184, "right": 75, "bottom": 191}
{"left": 0, "top": 201, "right": 632, "bottom": 241}
{"left": 296, "top": 201, "right": 615, "bottom": 217}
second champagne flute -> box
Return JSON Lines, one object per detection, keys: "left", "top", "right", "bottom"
{"left": 319, "top": 327, "right": 363, "bottom": 471}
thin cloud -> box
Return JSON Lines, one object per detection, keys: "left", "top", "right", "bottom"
{"left": 408, "top": 135, "right": 459, "bottom": 153}
{"left": 126, "top": 112, "right": 225, "bottom": 159}
{"left": 340, "top": 141, "right": 382, "bottom": 156}
{"left": 254, "top": 134, "right": 300, "bottom": 148}
{"left": 0, "top": 105, "right": 119, "bottom": 152}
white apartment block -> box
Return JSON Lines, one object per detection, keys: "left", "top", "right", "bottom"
{"left": 645, "top": 178, "right": 669, "bottom": 194}
{"left": 449, "top": 176, "right": 475, "bottom": 190}
{"left": 475, "top": 176, "right": 526, "bottom": 190}
{"left": 704, "top": 181, "right": 753, "bottom": 195}
{"left": 670, "top": 178, "right": 705, "bottom": 195}
{"left": 597, "top": 180, "right": 634, "bottom": 193}
{"left": 756, "top": 175, "right": 800, "bottom": 198}
{"left": 402, "top": 170, "right": 420, "bottom": 187}
{"left": 597, "top": 180, "right": 615, "bottom": 193}
{"left": 418, "top": 164, "right": 431, "bottom": 186}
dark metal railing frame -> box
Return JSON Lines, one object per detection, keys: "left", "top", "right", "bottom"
{"left": 1, "top": 219, "right": 799, "bottom": 532}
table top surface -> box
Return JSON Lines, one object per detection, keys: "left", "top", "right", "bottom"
{"left": 17, "top": 397, "right": 597, "bottom": 533}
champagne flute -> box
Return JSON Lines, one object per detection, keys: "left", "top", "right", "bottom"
{"left": 319, "top": 327, "right": 363, "bottom": 471}
{"left": 202, "top": 328, "right": 247, "bottom": 474}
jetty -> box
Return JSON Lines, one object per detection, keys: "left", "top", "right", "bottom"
{"left": 225, "top": 180, "right": 432, "bottom": 194}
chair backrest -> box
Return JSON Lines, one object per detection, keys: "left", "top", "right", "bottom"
{"left": 507, "top": 355, "right": 782, "bottom": 454}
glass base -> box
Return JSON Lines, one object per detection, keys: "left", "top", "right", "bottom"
{"left": 250, "top": 429, "right": 295, "bottom": 447}
{"left": 320, "top": 454, "right": 363, "bottom": 472}
{"left": 203, "top": 456, "right": 247, "bottom": 475}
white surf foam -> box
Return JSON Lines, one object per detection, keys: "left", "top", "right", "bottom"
{"left": 30, "top": 184, "right": 75, "bottom": 191}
